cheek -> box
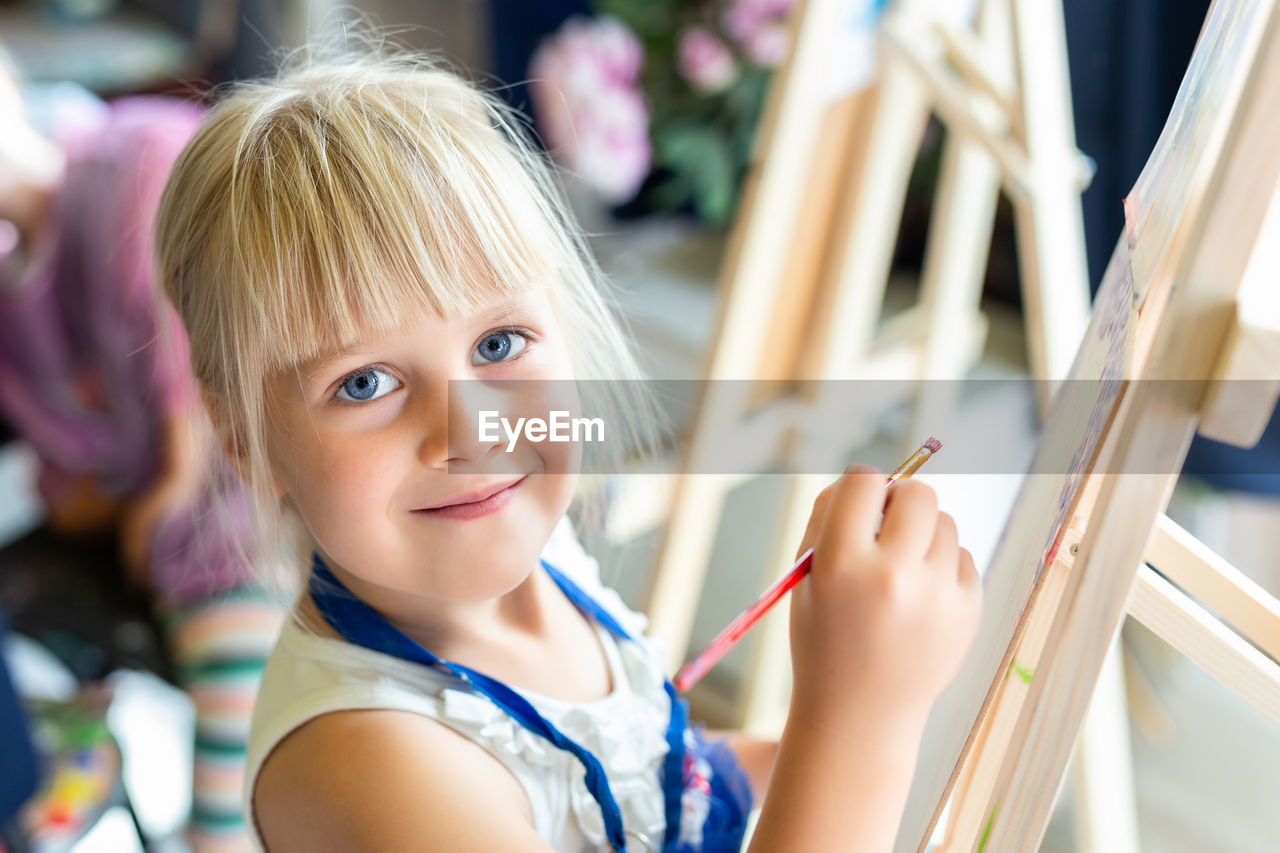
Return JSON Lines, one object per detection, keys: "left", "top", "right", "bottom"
{"left": 534, "top": 425, "right": 582, "bottom": 479}
{"left": 543, "top": 470, "right": 578, "bottom": 516}
{"left": 269, "top": 429, "right": 397, "bottom": 536}
{"left": 495, "top": 472, "right": 577, "bottom": 562}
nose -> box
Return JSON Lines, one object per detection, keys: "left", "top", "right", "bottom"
{"left": 416, "top": 377, "right": 503, "bottom": 470}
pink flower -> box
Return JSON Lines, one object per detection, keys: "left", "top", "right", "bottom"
{"left": 742, "top": 22, "right": 790, "bottom": 67}
{"left": 723, "top": 0, "right": 796, "bottom": 67}
{"left": 528, "top": 16, "right": 651, "bottom": 203}
{"left": 677, "top": 26, "right": 738, "bottom": 93}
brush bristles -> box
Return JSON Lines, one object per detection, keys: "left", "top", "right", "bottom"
{"left": 923, "top": 437, "right": 942, "bottom": 453}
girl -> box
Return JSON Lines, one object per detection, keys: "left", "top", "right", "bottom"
{"left": 154, "top": 47, "right": 982, "bottom": 852}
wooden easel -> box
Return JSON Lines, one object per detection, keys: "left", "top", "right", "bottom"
{"left": 637, "top": 0, "right": 1092, "bottom": 737}
{"left": 896, "top": 0, "right": 1280, "bottom": 848}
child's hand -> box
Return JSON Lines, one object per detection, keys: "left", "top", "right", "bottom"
{"left": 787, "top": 466, "right": 981, "bottom": 729}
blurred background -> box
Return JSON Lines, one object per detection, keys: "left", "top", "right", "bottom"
{"left": 1, "top": 0, "right": 1278, "bottom": 851}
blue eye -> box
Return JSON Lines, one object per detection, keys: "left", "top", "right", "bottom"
{"left": 472, "top": 331, "right": 529, "bottom": 365}
{"left": 335, "top": 368, "right": 401, "bottom": 403}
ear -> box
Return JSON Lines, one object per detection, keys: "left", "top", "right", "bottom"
{"left": 202, "top": 389, "right": 287, "bottom": 500}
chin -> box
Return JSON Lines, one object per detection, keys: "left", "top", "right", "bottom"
{"left": 447, "top": 519, "right": 555, "bottom": 587}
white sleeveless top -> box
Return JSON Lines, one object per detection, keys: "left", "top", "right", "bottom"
{"left": 244, "top": 518, "right": 674, "bottom": 852}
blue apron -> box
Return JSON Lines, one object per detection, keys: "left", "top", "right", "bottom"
{"left": 308, "top": 554, "right": 753, "bottom": 852}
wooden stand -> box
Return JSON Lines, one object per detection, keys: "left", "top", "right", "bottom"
{"left": 906, "top": 0, "right": 1280, "bottom": 847}
{"left": 639, "top": 0, "right": 1092, "bottom": 738}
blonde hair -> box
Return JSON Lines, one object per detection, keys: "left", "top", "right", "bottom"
{"left": 155, "top": 46, "right": 657, "bottom": 575}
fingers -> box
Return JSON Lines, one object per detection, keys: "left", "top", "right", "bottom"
{"left": 957, "top": 546, "right": 980, "bottom": 590}
{"left": 804, "top": 468, "right": 977, "bottom": 597}
{"left": 926, "top": 511, "right": 958, "bottom": 567}
{"left": 878, "top": 479, "right": 938, "bottom": 557}
{"left": 813, "top": 466, "right": 892, "bottom": 564}
{"left": 796, "top": 484, "right": 833, "bottom": 560}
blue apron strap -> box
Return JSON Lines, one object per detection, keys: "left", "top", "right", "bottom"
{"left": 538, "top": 559, "right": 689, "bottom": 849}
{"left": 661, "top": 682, "right": 689, "bottom": 848}
{"left": 538, "top": 559, "right": 636, "bottom": 642}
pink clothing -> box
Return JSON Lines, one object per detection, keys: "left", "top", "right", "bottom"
{"left": 0, "top": 96, "right": 254, "bottom": 607}
{"left": 0, "top": 97, "right": 199, "bottom": 499}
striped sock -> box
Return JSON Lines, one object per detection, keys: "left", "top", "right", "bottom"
{"left": 163, "top": 586, "right": 285, "bottom": 852}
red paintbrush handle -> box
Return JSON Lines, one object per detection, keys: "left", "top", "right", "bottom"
{"left": 672, "top": 548, "right": 814, "bottom": 691}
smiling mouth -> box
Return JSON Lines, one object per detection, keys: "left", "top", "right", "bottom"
{"left": 413, "top": 476, "right": 526, "bottom": 520}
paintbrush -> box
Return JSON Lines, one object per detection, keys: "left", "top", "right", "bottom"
{"left": 672, "top": 438, "right": 943, "bottom": 692}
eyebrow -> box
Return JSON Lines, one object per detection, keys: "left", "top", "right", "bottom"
{"left": 476, "top": 290, "right": 542, "bottom": 329}
{"left": 296, "top": 291, "right": 543, "bottom": 378}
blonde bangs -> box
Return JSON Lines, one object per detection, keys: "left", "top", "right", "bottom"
{"left": 220, "top": 74, "right": 560, "bottom": 372}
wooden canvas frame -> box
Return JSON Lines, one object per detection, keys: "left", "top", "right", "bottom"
{"left": 906, "top": 0, "right": 1280, "bottom": 848}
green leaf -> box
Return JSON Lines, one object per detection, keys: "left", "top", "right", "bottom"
{"left": 653, "top": 123, "right": 737, "bottom": 225}
{"left": 593, "top": 0, "right": 677, "bottom": 39}
{"left": 692, "top": 135, "right": 735, "bottom": 225}
{"left": 643, "top": 172, "right": 696, "bottom": 213}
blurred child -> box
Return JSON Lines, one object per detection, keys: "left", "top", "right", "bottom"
{"left": 155, "top": 48, "right": 982, "bottom": 852}
{"left": 0, "top": 52, "right": 285, "bottom": 852}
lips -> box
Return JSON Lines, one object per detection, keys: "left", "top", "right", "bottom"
{"left": 419, "top": 477, "right": 525, "bottom": 510}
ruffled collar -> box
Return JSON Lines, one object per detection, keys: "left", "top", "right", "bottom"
{"left": 436, "top": 633, "right": 673, "bottom": 851}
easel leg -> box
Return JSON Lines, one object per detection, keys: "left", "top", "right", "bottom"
{"left": 1069, "top": 638, "right": 1141, "bottom": 853}
{"left": 642, "top": 0, "right": 857, "bottom": 671}
{"left": 909, "top": 132, "right": 999, "bottom": 446}
{"left": 1008, "top": 0, "right": 1092, "bottom": 392}
{"left": 646, "top": 46, "right": 929, "bottom": 678}
{"left": 800, "top": 61, "right": 931, "bottom": 379}
{"left": 732, "top": 62, "right": 931, "bottom": 730}
{"left": 645, "top": 474, "right": 734, "bottom": 673}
